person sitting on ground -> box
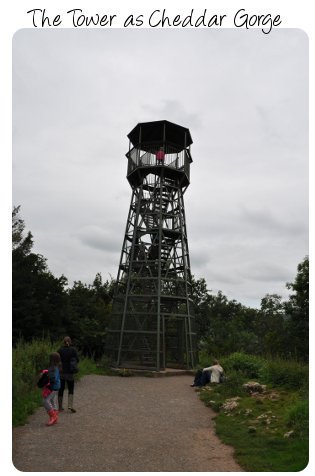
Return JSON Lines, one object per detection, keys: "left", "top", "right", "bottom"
{"left": 191, "top": 359, "right": 224, "bottom": 387}
{"left": 203, "top": 359, "right": 224, "bottom": 384}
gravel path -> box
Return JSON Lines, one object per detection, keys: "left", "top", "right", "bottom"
{"left": 13, "top": 374, "right": 243, "bottom": 472}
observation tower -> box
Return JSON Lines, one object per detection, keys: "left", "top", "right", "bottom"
{"left": 106, "top": 120, "right": 197, "bottom": 370}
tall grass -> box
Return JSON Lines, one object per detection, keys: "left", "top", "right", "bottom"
{"left": 285, "top": 400, "right": 309, "bottom": 437}
{"left": 261, "top": 357, "right": 309, "bottom": 390}
{"left": 12, "top": 339, "right": 57, "bottom": 426}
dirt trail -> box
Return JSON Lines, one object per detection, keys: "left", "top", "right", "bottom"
{"left": 13, "top": 374, "right": 243, "bottom": 472}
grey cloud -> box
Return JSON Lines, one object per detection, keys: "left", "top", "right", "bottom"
{"left": 13, "top": 29, "right": 308, "bottom": 306}
{"left": 239, "top": 206, "right": 308, "bottom": 237}
{"left": 205, "top": 269, "right": 241, "bottom": 286}
{"left": 239, "top": 262, "right": 292, "bottom": 283}
{"left": 142, "top": 100, "right": 202, "bottom": 130}
{"left": 75, "top": 226, "right": 122, "bottom": 253}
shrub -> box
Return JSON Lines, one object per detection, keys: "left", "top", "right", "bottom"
{"left": 261, "top": 358, "right": 308, "bottom": 390}
{"left": 221, "top": 353, "right": 265, "bottom": 379}
{"left": 12, "top": 338, "right": 59, "bottom": 426}
{"left": 195, "top": 350, "right": 212, "bottom": 369}
{"left": 285, "top": 400, "right": 309, "bottom": 437}
{"left": 217, "top": 370, "right": 247, "bottom": 398}
{"left": 97, "top": 354, "right": 112, "bottom": 371}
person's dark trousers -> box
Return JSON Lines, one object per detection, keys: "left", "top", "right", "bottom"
{"left": 58, "top": 379, "right": 65, "bottom": 410}
{"left": 58, "top": 379, "right": 75, "bottom": 412}
{"left": 193, "top": 369, "right": 203, "bottom": 386}
{"left": 59, "top": 378, "right": 65, "bottom": 398}
{"left": 192, "top": 369, "right": 211, "bottom": 387}
{"left": 59, "top": 378, "right": 74, "bottom": 396}
{"left": 200, "top": 370, "right": 211, "bottom": 386}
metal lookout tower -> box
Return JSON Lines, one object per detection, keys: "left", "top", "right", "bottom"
{"left": 106, "top": 120, "right": 197, "bottom": 371}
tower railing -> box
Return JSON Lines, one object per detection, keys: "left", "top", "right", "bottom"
{"left": 127, "top": 145, "right": 191, "bottom": 181}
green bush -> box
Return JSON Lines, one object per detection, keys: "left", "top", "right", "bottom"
{"left": 261, "top": 358, "right": 308, "bottom": 390}
{"left": 12, "top": 339, "right": 57, "bottom": 426}
{"left": 221, "top": 352, "right": 265, "bottom": 379}
{"left": 96, "top": 354, "right": 112, "bottom": 371}
{"left": 285, "top": 400, "right": 309, "bottom": 437}
{"left": 197, "top": 350, "right": 214, "bottom": 369}
{"left": 218, "top": 370, "right": 247, "bottom": 398}
{"left": 77, "top": 356, "right": 104, "bottom": 376}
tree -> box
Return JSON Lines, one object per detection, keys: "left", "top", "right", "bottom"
{"left": 257, "top": 294, "right": 287, "bottom": 356}
{"left": 194, "top": 286, "right": 260, "bottom": 356}
{"left": 12, "top": 206, "right": 68, "bottom": 342}
{"left": 284, "top": 256, "right": 309, "bottom": 361}
{"left": 191, "top": 276, "right": 212, "bottom": 340}
{"left": 12, "top": 206, "right": 33, "bottom": 254}
{"left": 67, "top": 274, "right": 114, "bottom": 357}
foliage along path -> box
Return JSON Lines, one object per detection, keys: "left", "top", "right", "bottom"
{"left": 13, "top": 374, "right": 243, "bottom": 472}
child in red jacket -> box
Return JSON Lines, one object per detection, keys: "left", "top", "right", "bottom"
{"left": 40, "top": 352, "right": 61, "bottom": 426}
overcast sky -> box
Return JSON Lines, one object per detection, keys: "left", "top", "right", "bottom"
{"left": 12, "top": 28, "right": 308, "bottom": 308}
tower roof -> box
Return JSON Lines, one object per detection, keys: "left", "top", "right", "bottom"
{"left": 127, "top": 120, "right": 193, "bottom": 151}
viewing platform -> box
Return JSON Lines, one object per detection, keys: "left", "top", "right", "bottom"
{"left": 126, "top": 120, "right": 193, "bottom": 188}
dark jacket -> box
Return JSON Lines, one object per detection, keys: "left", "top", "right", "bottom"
{"left": 58, "top": 346, "right": 79, "bottom": 375}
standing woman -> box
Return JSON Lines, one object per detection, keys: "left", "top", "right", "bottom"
{"left": 58, "top": 336, "right": 79, "bottom": 413}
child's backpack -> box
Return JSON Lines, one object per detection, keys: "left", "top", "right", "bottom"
{"left": 37, "top": 370, "right": 50, "bottom": 388}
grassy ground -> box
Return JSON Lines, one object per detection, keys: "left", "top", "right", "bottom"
{"left": 13, "top": 342, "right": 309, "bottom": 471}
{"left": 196, "top": 353, "right": 309, "bottom": 472}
